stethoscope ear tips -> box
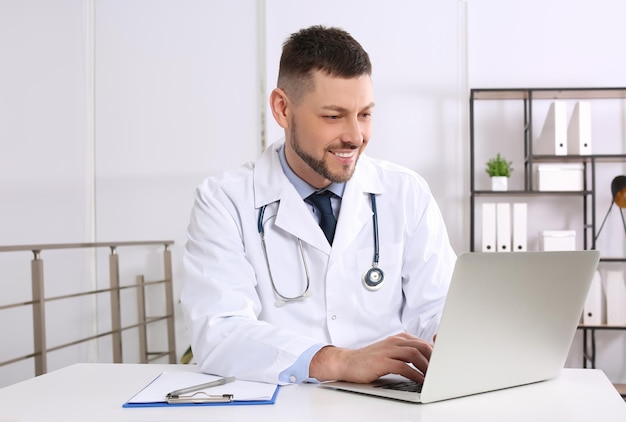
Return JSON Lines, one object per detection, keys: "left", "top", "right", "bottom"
{"left": 362, "top": 267, "right": 385, "bottom": 291}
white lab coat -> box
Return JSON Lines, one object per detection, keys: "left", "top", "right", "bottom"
{"left": 181, "top": 140, "right": 456, "bottom": 384}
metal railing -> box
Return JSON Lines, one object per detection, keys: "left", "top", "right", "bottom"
{"left": 0, "top": 241, "right": 176, "bottom": 376}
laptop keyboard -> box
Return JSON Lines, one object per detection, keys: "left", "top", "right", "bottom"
{"left": 375, "top": 380, "right": 423, "bottom": 393}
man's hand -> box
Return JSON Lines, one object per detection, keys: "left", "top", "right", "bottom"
{"left": 309, "top": 333, "right": 433, "bottom": 384}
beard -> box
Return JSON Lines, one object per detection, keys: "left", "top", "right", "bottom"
{"left": 289, "top": 119, "right": 360, "bottom": 184}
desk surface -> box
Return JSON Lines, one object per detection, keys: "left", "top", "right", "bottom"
{"left": 1, "top": 364, "right": 624, "bottom": 421}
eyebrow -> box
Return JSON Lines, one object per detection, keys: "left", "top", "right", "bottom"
{"left": 321, "top": 102, "right": 376, "bottom": 113}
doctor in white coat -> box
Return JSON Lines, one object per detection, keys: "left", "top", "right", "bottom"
{"left": 181, "top": 25, "right": 456, "bottom": 386}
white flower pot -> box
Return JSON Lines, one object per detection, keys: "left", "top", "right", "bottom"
{"left": 491, "top": 176, "right": 508, "bottom": 191}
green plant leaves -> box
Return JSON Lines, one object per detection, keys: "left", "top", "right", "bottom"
{"left": 485, "top": 153, "right": 513, "bottom": 177}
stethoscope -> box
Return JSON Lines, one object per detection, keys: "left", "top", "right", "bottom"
{"left": 257, "top": 193, "right": 384, "bottom": 306}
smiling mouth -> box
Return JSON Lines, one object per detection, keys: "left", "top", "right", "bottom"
{"left": 331, "top": 150, "right": 357, "bottom": 158}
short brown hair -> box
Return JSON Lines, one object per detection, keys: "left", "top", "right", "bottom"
{"left": 277, "top": 25, "right": 372, "bottom": 103}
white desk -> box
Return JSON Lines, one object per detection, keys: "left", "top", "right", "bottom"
{"left": 1, "top": 364, "right": 624, "bottom": 421}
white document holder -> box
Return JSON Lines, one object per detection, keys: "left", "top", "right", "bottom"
{"left": 481, "top": 203, "right": 496, "bottom": 252}
{"left": 605, "top": 270, "right": 626, "bottom": 325}
{"left": 536, "top": 101, "right": 567, "bottom": 156}
{"left": 496, "top": 203, "right": 511, "bottom": 252}
{"left": 512, "top": 203, "right": 527, "bottom": 252}
{"left": 567, "top": 101, "right": 592, "bottom": 155}
{"left": 583, "top": 271, "right": 602, "bottom": 325}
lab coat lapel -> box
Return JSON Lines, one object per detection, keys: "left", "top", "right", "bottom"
{"left": 253, "top": 142, "right": 284, "bottom": 208}
{"left": 331, "top": 154, "right": 385, "bottom": 257}
{"left": 276, "top": 193, "right": 331, "bottom": 253}
{"left": 254, "top": 141, "right": 330, "bottom": 254}
{"left": 330, "top": 182, "right": 370, "bottom": 257}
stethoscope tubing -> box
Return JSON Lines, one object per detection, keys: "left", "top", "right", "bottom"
{"left": 371, "top": 193, "right": 380, "bottom": 267}
{"left": 257, "top": 192, "right": 384, "bottom": 305}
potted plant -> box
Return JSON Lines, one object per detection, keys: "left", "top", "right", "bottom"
{"left": 485, "top": 153, "right": 513, "bottom": 191}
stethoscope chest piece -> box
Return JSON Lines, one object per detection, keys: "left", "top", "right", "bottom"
{"left": 362, "top": 266, "right": 385, "bottom": 291}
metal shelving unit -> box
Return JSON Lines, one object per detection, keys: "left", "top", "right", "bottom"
{"left": 469, "top": 87, "right": 626, "bottom": 260}
{"left": 469, "top": 87, "right": 626, "bottom": 396}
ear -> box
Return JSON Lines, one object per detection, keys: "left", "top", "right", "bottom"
{"left": 269, "top": 88, "right": 290, "bottom": 129}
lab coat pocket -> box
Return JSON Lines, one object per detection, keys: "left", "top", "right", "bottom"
{"left": 356, "top": 242, "right": 403, "bottom": 316}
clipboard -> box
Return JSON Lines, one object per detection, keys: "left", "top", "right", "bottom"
{"left": 123, "top": 372, "right": 280, "bottom": 408}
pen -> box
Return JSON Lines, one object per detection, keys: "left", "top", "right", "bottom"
{"left": 166, "top": 376, "right": 237, "bottom": 398}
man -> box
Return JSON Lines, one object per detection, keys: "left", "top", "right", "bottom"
{"left": 181, "top": 25, "right": 456, "bottom": 386}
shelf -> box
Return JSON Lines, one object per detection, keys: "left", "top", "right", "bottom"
{"left": 472, "top": 190, "right": 591, "bottom": 196}
{"left": 470, "top": 86, "right": 626, "bottom": 254}
{"left": 471, "top": 87, "right": 626, "bottom": 100}
{"left": 471, "top": 87, "right": 626, "bottom": 390}
{"left": 530, "top": 154, "right": 626, "bottom": 163}
{"left": 470, "top": 87, "right": 626, "bottom": 256}
{"left": 599, "top": 257, "right": 626, "bottom": 263}
{"left": 578, "top": 324, "right": 626, "bottom": 329}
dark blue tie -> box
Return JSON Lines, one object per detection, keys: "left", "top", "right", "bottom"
{"left": 308, "top": 191, "right": 337, "bottom": 245}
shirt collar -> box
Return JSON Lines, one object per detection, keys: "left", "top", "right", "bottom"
{"left": 278, "top": 143, "right": 345, "bottom": 199}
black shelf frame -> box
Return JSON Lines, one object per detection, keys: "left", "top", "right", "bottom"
{"left": 578, "top": 324, "right": 626, "bottom": 369}
{"left": 469, "top": 87, "right": 626, "bottom": 261}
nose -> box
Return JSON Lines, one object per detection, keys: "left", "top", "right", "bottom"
{"left": 341, "top": 116, "right": 365, "bottom": 146}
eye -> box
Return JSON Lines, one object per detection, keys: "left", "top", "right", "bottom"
{"left": 324, "top": 115, "right": 341, "bottom": 120}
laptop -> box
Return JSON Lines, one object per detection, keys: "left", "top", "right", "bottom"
{"left": 321, "top": 250, "right": 600, "bottom": 403}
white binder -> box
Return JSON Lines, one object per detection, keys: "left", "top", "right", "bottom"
{"left": 536, "top": 101, "right": 567, "bottom": 156}
{"left": 567, "top": 101, "right": 592, "bottom": 155}
{"left": 496, "top": 203, "right": 511, "bottom": 252}
{"left": 582, "top": 271, "right": 602, "bottom": 325}
{"left": 605, "top": 270, "right": 626, "bottom": 325}
{"left": 481, "top": 203, "right": 496, "bottom": 252}
{"left": 512, "top": 203, "right": 527, "bottom": 252}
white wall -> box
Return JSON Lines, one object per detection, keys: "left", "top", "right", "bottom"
{"left": 0, "top": 0, "right": 262, "bottom": 386}
{"left": 92, "top": 0, "right": 261, "bottom": 362}
{"left": 0, "top": 0, "right": 96, "bottom": 384}
{"left": 1, "top": 0, "right": 625, "bottom": 387}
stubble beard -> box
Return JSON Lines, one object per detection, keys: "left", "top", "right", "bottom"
{"left": 289, "top": 120, "right": 359, "bottom": 184}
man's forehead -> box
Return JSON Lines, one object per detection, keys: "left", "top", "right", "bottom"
{"left": 306, "top": 71, "right": 374, "bottom": 106}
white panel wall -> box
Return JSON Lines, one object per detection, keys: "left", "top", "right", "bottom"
{"left": 468, "top": 0, "right": 626, "bottom": 87}
{"left": 93, "top": 0, "right": 260, "bottom": 363}
{"left": 0, "top": 0, "right": 95, "bottom": 386}
{"left": 0, "top": 0, "right": 92, "bottom": 244}
{"left": 0, "top": 0, "right": 261, "bottom": 386}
